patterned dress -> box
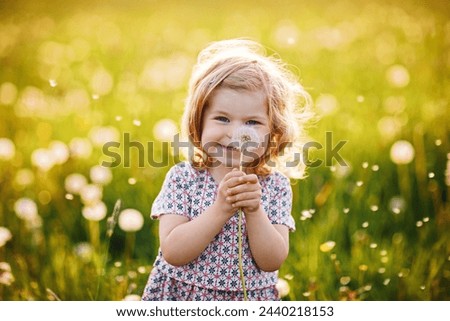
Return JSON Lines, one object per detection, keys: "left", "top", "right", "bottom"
{"left": 141, "top": 162, "right": 295, "bottom": 301}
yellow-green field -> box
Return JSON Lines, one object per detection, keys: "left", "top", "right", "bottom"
{"left": 0, "top": 0, "right": 449, "bottom": 300}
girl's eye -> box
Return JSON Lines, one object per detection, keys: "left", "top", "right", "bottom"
{"left": 214, "top": 116, "right": 229, "bottom": 123}
{"left": 246, "top": 120, "right": 260, "bottom": 125}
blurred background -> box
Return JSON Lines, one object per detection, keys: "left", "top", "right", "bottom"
{"left": 0, "top": 0, "right": 449, "bottom": 300}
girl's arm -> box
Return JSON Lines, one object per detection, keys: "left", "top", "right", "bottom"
{"left": 226, "top": 173, "right": 290, "bottom": 272}
{"left": 245, "top": 209, "right": 289, "bottom": 272}
{"left": 158, "top": 170, "right": 244, "bottom": 266}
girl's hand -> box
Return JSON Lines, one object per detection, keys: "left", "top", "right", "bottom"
{"left": 225, "top": 172, "right": 261, "bottom": 215}
{"left": 216, "top": 169, "right": 246, "bottom": 218}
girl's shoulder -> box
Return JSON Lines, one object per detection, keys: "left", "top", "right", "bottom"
{"left": 260, "top": 170, "right": 291, "bottom": 190}
{"left": 166, "top": 161, "right": 205, "bottom": 179}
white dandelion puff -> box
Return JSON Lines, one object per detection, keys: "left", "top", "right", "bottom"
{"left": 390, "top": 140, "right": 415, "bottom": 165}
{"left": 14, "top": 198, "right": 38, "bottom": 221}
{"left": 90, "top": 165, "right": 113, "bottom": 185}
{"left": 65, "top": 173, "right": 88, "bottom": 195}
{"left": 82, "top": 201, "right": 107, "bottom": 221}
{"left": 0, "top": 138, "right": 15, "bottom": 161}
{"left": 232, "top": 125, "right": 260, "bottom": 152}
{"left": 0, "top": 227, "right": 12, "bottom": 247}
{"left": 80, "top": 184, "right": 103, "bottom": 205}
{"left": 118, "top": 209, "right": 144, "bottom": 232}
{"left": 275, "top": 278, "right": 290, "bottom": 298}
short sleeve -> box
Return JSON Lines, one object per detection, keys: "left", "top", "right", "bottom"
{"left": 150, "top": 163, "right": 192, "bottom": 220}
{"left": 266, "top": 173, "right": 295, "bottom": 231}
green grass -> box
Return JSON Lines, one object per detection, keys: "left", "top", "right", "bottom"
{"left": 0, "top": 0, "right": 449, "bottom": 300}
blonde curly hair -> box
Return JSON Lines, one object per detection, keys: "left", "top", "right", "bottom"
{"left": 182, "top": 39, "right": 313, "bottom": 178}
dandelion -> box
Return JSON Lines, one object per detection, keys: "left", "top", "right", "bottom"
{"left": 14, "top": 169, "right": 34, "bottom": 187}
{"left": 0, "top": 262, "right": 14, "bottom": 286}
{"left": 80, "top": 184, "right": 103, "bottom": 205}
{"left": 14, "top": 198, "right": 38, "bottom": 220}
{"left": 133, "top": 119, "right": 141, "bottom": 126}
{"left": 231, "top": 125, "right": 261, "bottom": 301}
{"left": 69, "top": 137, "right": 93, "bottom": 159}
{"left": 65, "top": 173, "right": 88, "bottom": 195}
{"left": 371, "top": 164, "right": 379, "bottom": 171}
{"left": 31, "top": 148, "right": 55, "bottom": 171}
{"left": 370, "top": 205, "right": 379, "bottom": 212}
{"left": 90, "top": 165, "right": 113, "bottom": 185}
{"left": 390, "top": 140, "right": 415, "bottom": 165}
{"left": 82, "top": 202, "right": 107, "bottom": 221}
{"left": 49, "top": 79, "right": 57, "bottom": 87}
{"left": 89, "top": 126, "right": 120, "bottom": 148}
{"left": 276, "top": 278, "right": 290, "bottom": 298}
{"left": 49, "top": 141, "right": 69, "bottom": 164}
{"left": 128, "top": 177, "right": 137, "bottom": 185}
{"left": 0, "top": 227, "right": 12, "bottom": 247}
{"left": 118, "top": 209, "right": 144, "bottom": 232}
{"left": 0, "top": 138, "right": 15, "bottom": 161}
{"left": 343, "top": 208, "right": 350, "bottom": 214}
{"left": 356, "top": 181, "right": 363, "bottom": 187}
{"left": 362, "top": 221, "right": 369, "bottom": 228}
{"left": 319, "top": 240, "right": 336, "bottom": 252}
{"left": 389, "top": 196, "right": 406, "bottom": 214}
{"left": 153, "top": 119, "right": 178, "bottom": 142}
{"left": 386, "top": 64, "right": 410, "bottom": 88}
{"left": 73, "top": 242, "right": 94, "bottom": 263}
{"left": 383, "top": 278, "right": 391, "bottom": 286}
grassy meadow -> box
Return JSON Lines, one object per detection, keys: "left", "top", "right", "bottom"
{"left": 0, "top": 0, "right": 449, "bottom": 300}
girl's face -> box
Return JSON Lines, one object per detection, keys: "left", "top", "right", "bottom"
{"left": 201, "top": 87, "right": 270, "bottom": 169}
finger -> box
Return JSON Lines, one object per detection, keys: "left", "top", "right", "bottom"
{"left": 227, "top": 191, "right": 261, "bottom": 204}
{"left": 227, "top": 181, "right": 260, "bottom": 196}
{"left": 223, "top": 169, "right": 245, "bottom": 182}
{"left": 237, "top": 174, "right": 258, "bottom": 184}
{"left": 232, "top": 198, "right": 261, "bottom": 209}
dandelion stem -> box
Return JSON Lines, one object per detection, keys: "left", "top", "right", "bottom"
{"left": 238, "top": 155, "right": 248, "bottom": 301}
{"left": 95, "top": 199, "right": 121, "bottom": 300}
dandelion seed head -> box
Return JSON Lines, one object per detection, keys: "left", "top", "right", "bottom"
{"left": 434, "top": 139, "right": 441, "bottom": 146}
{"left": 114, "top": 261, "right": 122, "bottom": 268}
{"left": 362, "top": 162, "right": 369, "bottom": 169}
{"left": 386, "top": 64, "right": 410, "bottom": 88}
{"left": 428, "top": 172, "right": 435, "bottom": 178}
{"left": 370, "top": 243, "right": 378, "bottom": 249}
{"left": 80, "top": 184, "right": 103, "bottom": 205}
{"left": 31, "top": 148, "right": 55, "bottom": 171}
{"left": 381, "top": 256, "right": 389, "bottom": 264}
{"left": 153, "top": 119, "right": 178, "bottom": 142}
{"left": 301, "top": 210, "right": 312, "bottom": 220}
{"left": 14, "top": 169, "right": 34, "bottom": 187}
{"left": 389, "top": 196, "right": 406, "bottom": 214}
{"left": 82, "top": 202, "right": 107, "bottom": 221}
{"left": 416, "top": 221, "right": 423, "bottom": 227}
{"left": 118, "top": 208, "right": 144, "bottom": 232}
{"left": 115, "top": 115, "right": 122, "bottom": 121}
{"left": 362, "top": 221, "right": 369, "bottom": 228}
{"left": 73, "top": 242, "right": 94, "bottom": 263}
{"left": 275, "top": 278, "right": 290, "bottom": 298}
{"left": 383, "top": 278, "right": 390, "bottom": 285}
{"left": 423, "top": 217, "right": 429, "bottom": 222}
{"left": 65, "top": 173, "right": 88, "bottom": 195}
{"left": 232, "top": 126, "right": 260, "bottom": 151}
{"left": 390, "top": 140, "right": 415, "bottom": 164}
{"left": 133, "top": 119, "right": 141, "bottom": 126}
{"left": 370, "top": 205, "right": 379, "bottom": 212}
{"left": 0, "top": 138, "right": 16, "bottom": 161}
{"left": 357, "top": 95, "right": 365, "bottom": 103}
{"left": 356, "top": 181, "right": 364, "bottom": 187}
{"left": 371, "top": 164, "right": 379, "bottom": 171}
{"left": 90, "top": 165, "right": 113, "bottom": 185}
{"left": 359, "top": 264, "right": 368, "bottom": 271}
{"left": 0, "top": 227, "right": 13, "bottom": 247}
{"left": 378, "top": 267, "right": 386, "bottom": 274}
{"left": 343, "top": 208, "right": 350, "bottom": 214}
{"left": 14, "top": 198, "right": 38, "bottom": 221}
{"left": 302, "top": 291, "right": 311, "bottom": 297}
{"left": 380, "top": 250, "right": 388, "bottom": 256}
{"left": 65, "top": 193, "right": 74, "bottom": 200}
{"left": 69, "top": 137, "right": 93, "bottom": 159}
{"left": 128, "top": 178, "right": 137, "bottom": 185}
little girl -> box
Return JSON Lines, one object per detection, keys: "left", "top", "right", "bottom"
{"left": 142, "top": 39, "right": 312, "bottom": 301}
